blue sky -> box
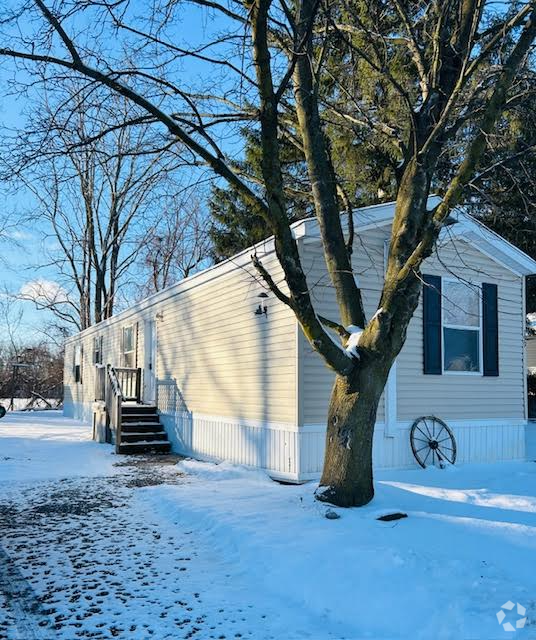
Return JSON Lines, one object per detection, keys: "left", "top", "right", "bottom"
{"left": 0, "top": 1, "right": 237, "bottom": 343}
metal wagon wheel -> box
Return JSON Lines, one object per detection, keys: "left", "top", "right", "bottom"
{"left": 410, "top": 416, "right": 457, "bottom": 468}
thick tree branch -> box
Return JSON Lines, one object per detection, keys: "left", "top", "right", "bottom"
{"left": 248, "top": 0, "right": 354, "bottom": 374}
{"left": 293, "top": 0, "right": 365, "bottom": 329}
{"left": 397, "top": 6, "right": 536, "bottom": 283}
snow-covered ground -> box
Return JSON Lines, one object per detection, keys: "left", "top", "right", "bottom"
{"left": 0, "top": 410, "right": 116, "bottom": 482}
{"left": 1, "top": 412, "right": 536, "bottom": 639}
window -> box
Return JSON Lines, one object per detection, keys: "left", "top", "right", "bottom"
{"left": 122, "top": 325, "right": 135, "bottom": 367}
{"left": 74, "top": 345, "right": 82, "bottom": 383}
{"left": 442, "top": 280, "right": 480, "bottom": 373}
{"left": 423, "top": 274, "right": 498, "bottom": 377}
{"left": 93, "top": 336, "right": 103, "bottom": 365}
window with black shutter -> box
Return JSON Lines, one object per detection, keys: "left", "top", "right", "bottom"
{"left": 423, "top": 275, "right": 499, "bottom": 376}
{"left": 74, "top": 344, "right": 82, "bottom": 383}
{"left": 93, "top": 336, "right": 103, "bottom": 365}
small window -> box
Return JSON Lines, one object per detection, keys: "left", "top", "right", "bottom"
{"left": 442, "top": 280, "right": 480, "bottom": 373}
{"left": 74, "top": 345, "right": 82, "bottom": 383}
{"left": 93, "top": 336, "right": 103, "bottom": 365}
{"left": 122, "top": 325, "right": 135, "bottom": 368}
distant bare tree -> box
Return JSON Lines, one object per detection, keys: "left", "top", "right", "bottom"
{"left": 0, "top": 289, "right": 23, "bottom": 354}
{"left": 5, "top": 81, "right": 188, "bottom": 330}
{"left": 138, "top": 193, "right": 212, "bottom": 295}
{"left": 0, "top": 292, "right": 63, "bottom": 405}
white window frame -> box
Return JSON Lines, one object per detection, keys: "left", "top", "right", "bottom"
{"left": 121, "top": 325, "right": 136, "bottom": 368}
{"left": 441, "top": 277, "right": 483, "bottom": 376}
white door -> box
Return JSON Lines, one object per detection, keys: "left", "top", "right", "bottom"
{"left": 143, "top": 319, "right": 157, "bottom": 404}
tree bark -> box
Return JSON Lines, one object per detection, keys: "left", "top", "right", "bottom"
{"left": 317, "top": 364, "right": 389, "bottom": 507}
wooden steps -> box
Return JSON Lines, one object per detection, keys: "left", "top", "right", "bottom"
{"left": 116, "top": 404, "right": 171, "bottom": 455}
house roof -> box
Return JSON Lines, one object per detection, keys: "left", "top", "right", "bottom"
{"left": 66, "top": 196, "right": 535, "bottom": 343}
{"left": 292, "top": 196, "right": 536, "bottom": 277}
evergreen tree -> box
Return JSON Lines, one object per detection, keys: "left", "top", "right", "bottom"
{"left": 209, "top": 128, "right": 313, "bottom": 260}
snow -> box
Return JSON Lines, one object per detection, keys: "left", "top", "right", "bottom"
{"left": 0, "top": 398, "right": 59, "bottom": 411}
{"left": 0, "top": 410, "right": 118, "bottom": 482}
{"left": 146, "top": 460, "right": 536, "bottom": 639}
{"left": 345, "top": 324, "right": 363, "bottom": 357}
{"left": 2, "top": 411, "right": 536, "bottom": 639}
{"left": 177, "top": 458, "right": 271, "bottom": 483}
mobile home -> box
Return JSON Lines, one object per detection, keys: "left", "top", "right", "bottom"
{"left": 64, "top": 199, "right": 536, "bottom": 481}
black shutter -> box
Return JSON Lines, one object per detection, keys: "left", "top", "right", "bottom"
{"left": 482, "top": 283, "right": 499, "bottom": 376}
{"left": 423, "top": 274, "right": 442, "bottom": 374}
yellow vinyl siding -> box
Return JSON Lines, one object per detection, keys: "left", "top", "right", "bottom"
{"left": 298, "top": 228, "right": 387, "bottom": 426}
{"left": 64, "top": 247, "right": 297, "bottom": 425}
{"left": 153, "top": 252, "right": 295, "bottom": 423}
{"left": 298, "top": 226, "right": 525, "bottom": 426}
{"left": 397, "top": 236, "right": 525, "bottom": 421}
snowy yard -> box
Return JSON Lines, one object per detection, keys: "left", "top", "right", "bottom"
{"left": 1, "top": 412, "right": 536, "bottom": 639}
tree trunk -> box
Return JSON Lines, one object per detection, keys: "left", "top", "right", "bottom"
{"left": 317, "top": 364, "right": 389, "bottom": 507}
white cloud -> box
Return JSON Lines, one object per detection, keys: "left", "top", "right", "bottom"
{"left": 4, "top": 230, "right": 34, "bottom": 241}
{"left": 20, "top": 279, "right": 69, "bottom": 304}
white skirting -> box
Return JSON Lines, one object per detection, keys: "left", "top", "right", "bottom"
{"left": 526, "top": 421, "right": 536, "bottom": 460}
{"left": 299, "top": 420, "right": 527, "bottom": 479}
{"left": 160, "top": 411, "right": 300, "bottom": 482}
{"left": 63, "top": 400, "right": 93, "bottom": 424}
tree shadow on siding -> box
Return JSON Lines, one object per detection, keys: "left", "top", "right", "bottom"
{"left": 154, "top": 282, "right": 275, "bottom": 471}
{"left": 155, "top": 376, "right": 193, "bottom": 454}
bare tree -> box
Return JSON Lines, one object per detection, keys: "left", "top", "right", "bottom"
{"left": 137, "top": 191, "right": 212, "bottom": 295}
{"left": 0, "top": 289, "right": 23, "bottom": 354}
{"left": 0, "top": 292, "right": 63, "bottom": 405}
{"left": 5, "top": 81, "right": 188, "bottom": 330}
{"left": 1, "top": 0, "right": 535, "bottom": 506}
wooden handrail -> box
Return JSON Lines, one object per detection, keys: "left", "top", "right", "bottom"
{"left": 113, "top": 367, "right": 142, "bottom": 403}
{"left": 103, "top": 366, "right": 142, "bottom": 453}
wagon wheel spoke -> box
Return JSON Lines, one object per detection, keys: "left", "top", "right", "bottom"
{"left": 415, "top": 426, "right": 430, "bottom": 440}
{"left": 415, "top": 445, "right": 431, "bottom": 453}
{"left": 422, "top": 419, "right": 433, "bottom": 439}
{"left": 423, "top": 447, "right": 432, "bottom": 466}
{"left": 439, "top": 449, "right": 455, "bottom": 463}
{"left": 410, "top": 417, "right": 456, "bottom": 469}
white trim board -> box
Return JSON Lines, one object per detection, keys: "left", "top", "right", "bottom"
{"left": 301, "top": 418, "right": 529, "bottom": 432}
